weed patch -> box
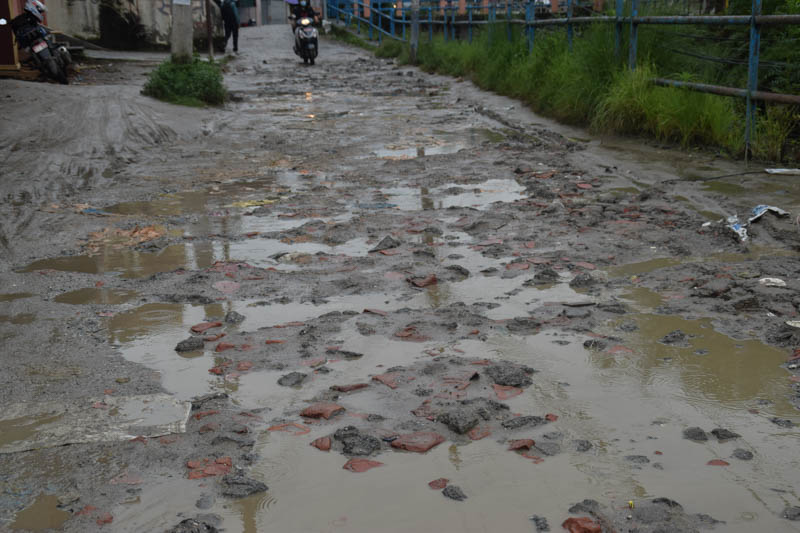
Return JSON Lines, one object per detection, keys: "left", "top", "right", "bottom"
{"left": 142, "top": 57, "right": 226, "bottom": 107}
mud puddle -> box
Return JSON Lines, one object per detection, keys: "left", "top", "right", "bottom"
{"left": 55, "top": 288, "right": 140, "bottom": 305}
{"left": 0, "top": 292, "right": 34, "bottom": 302}
{"left": 8, "top": 493, "right": 70, "bottom": 531}
{"left": 364, "top": 142, "right": 467, "bottom": 160}
{"left": 379, "top": 179, "right": 525, "bottom": 211}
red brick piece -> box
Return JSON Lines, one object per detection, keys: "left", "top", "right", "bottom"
{"left": 390, "top": 431, "right": 446, "bottom": 453}
{"left": 300, "top": 403, "right": 345, "bottom": 420}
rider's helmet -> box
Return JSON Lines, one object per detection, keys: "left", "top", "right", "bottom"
{"left": 300, "top": 0, "right": 307, "bottom": 6}
{"left": 24, "top": 0, "right": 46, "bottom": 22}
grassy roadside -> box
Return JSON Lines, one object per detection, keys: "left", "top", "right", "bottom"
{"left": 142, "top": 56, "right": 227, "bottom": 107}
{"left": 331, "top": 22, "right": 798, "bottom": 162}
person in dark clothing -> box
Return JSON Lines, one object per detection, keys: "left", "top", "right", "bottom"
{"left": 214, "top": 0, "right": 240, "bottom": 52}
{"left": 290, "top": 0, "right": 318, "bottom": 49}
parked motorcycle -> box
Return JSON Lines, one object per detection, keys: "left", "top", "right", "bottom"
{"left": 289, "top": 14, "right": 318, "bottom": 65}
{"left": 9, "top": 0, "right": 70, "bottom": 84}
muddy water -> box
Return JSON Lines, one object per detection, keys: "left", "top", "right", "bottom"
{"left": 55, "top": 288, "right": 140, "bottom": 305}
{"left": 380, "top": 179, "right": 526, "bottom": 211}
{"left": 0, "top": 413, "right": 64, "bottom": 449}
{"left": 8, "top": 493, "right": 70, "bottom": 531}
{"left": 0, "top": 293, "right": 34, "bottom": 302}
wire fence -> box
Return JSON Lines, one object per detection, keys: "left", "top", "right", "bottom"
{"left": 327, "top": 0, "right": 800, "bottom": 154}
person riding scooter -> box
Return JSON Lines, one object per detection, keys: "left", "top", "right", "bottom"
{"left": 290, "top": 0, "right": 318, "bottom": 32}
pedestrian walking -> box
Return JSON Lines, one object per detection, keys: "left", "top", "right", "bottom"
{"left": 214, "top": 0, "right": 240, "bottom": 53}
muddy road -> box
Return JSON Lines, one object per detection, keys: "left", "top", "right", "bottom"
{"left": 2, "top": 24, "right": 800, "bottom": 533}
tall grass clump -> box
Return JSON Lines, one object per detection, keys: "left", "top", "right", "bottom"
{"left": 142, "top": 57, "right": 226, "bottom": 107}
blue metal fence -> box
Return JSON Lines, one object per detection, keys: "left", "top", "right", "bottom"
{"left": 327, "top": 0, "right": 800, "bottom": 153}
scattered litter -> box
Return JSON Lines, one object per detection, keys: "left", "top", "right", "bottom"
{"left": 748, "top": 204, "right": 789, "bottom": 224}
{"left": 81, "top": 208, "right": 113, "bottom": 216}
{"left": 765, "top": 168, "right": 800, "bottom": 175}
{"left": 759, "top": 278, "right": 786, "bottom": 287}
{"left": 726, "top": 216, "right": 747, "bottom": 241}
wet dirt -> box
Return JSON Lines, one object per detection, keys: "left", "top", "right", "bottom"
{"left": 8, "top": 493, "right": 71, "bottom": 531}
{"left": 2, "top": 23, "right": 800, "bottom": 533}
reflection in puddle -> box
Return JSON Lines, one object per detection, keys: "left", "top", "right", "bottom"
{"left": 55, "top": 288, "right": 140, "bottom": 305}
{"left": 9, "top": 493, "right": 70, "bottom": 531}
{"left": 380, "top": 179, "right": 525, "bottom": 211}
{"left": 364, "top": 142, "right": 466, "bottom": 160}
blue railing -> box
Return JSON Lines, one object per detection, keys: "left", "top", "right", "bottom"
{"left": 327, "top": 0, "right": 800, "bottom": 155}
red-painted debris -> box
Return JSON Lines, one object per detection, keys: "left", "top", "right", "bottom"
{"left": 75, "top": 505, "right": 97, "bottom": 516}
{"left": 198, "top": 423, "right": 219, "bottom": 433}
{"left": 186, "top": 457, "right": 232, "bottom": 479}
{"left": 392, "top": 431, "right": 446, "bottom": 453}
{"left": 193, "top": 410, "right": 219, "bottom": 420}
{"left": 92, "top": 401, "right": 108, "bottom": 409}
{"left": 129, "top": 436, "right": 147, "bottom": 444}
{"left": 96, "top": 513, "right": 114, "bottom": 526}
{"left": 191, "top": 321, "right": 223, "bottom": 333}
{"left": 331, "top": 383, "right": 370, "bottom": 393}
{"left": 574, "top": 261, "right": 596, "bottom": 270}
{"left": 408, "top": 274, "right": 438, "bottom": 288}
{"left": 236, "top": 361, "right": 253, "bottom": 371}
{"left": 103, "top": 389, "right": 114, "bottom": 395}
{"left": 301, "top": 357, "right": 327, "bottom": 367}
{"left": 520, "top": 452, "right": 545, "bottom": 463}
{"left": 707, "top": 459, "right": 730, "bottom": 466}
{"left": 265, "top": 339, "right": 285, "bottom": 344}
{"left": 505, "top": 262, "right": 530, "bottom": 271}
{"left": 343, "top": 458, "right": 384, "bottom": 473}
{"left": 394, "top": 326, "right": 430, "bottom": 342}
{"left": 159, "top": 436, "right": 178, "bottom": 445}
{"left": 215, "top": 342, "right": 236, "bottom": 352}
{"left": 379, "top": 249, "right": 401, "bottom": 256}
{"left": 213, "top": 280, "right": 240, "bottom": 294}
{"left": 468, "top": 426, "right": 490, "bottom": 441}
{"left": 471, "top": 359, "right": 491, "bottom": 366}
{"left": 363, "top": 308, "right": 388, "bottom": 316}
{"left": 608, "top": 345, "right": 634, "bottom": 354}
{"left": 268, "top": 422, "right": 311, "bottom": 435}
{"left": 508, "top": 439, "right": 535, "bottom": 451}
{"left": 493, "top": 384, "right": 523, "bottom": 400}
{"left": 372, "top": 373, "right": 400, "bottom": 389}
{"left": 384, "top": 271, "right": 407, "bottom": 280}
{"left": 204, "top": 333, "right": 226, "bottom": 342}
{"left": 300, "top": 403, "right": 345, "bottom": 420}
{"left": 411, "top": 400, "right": 436, "bottom": 420}
{"left": 545, "top": 413, "right": 559, "bottom": 422}
{"left": 527, "top": 257, "right": 551, "bottom": 265}
{"left": 562, "top": 516, "right": 602, "bottom": 533}
{"left": 524, "top": 241, "right": 536, "bottom": 248}
{"left": 654, "top": 450, "right": 663, "bottom": 455}
{"left": 428, "top": 478, "right": 449, "bottom": 490}
{"left": 311, "top": 437, "right": 332, "bottom": 451}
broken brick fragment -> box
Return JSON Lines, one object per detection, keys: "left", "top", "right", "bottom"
{"left": 545, "top": 413, "right": 559, "bottom": 422}
{"left": 342, "top": 458, "right": 384, "bottom": 473}
{"left": 191, "top": 321, "right": 223, "bottom": 333}
{"left": 236, "top": 361, "right": 253, "bottom": 371}
{"left": 267, "top": 422, "right": 311, "bottom": 435}
{"left": 391, "top": 431, "right": 446, "bottom": 453}
{"left": 311, "top": 437, "right": 332, "bottom": 451}
{"left": 467, "top": 426, "right": 490, "bottom": 441}
{"left": 193, "top": 410, "right": 220, "bottom": 420}
{"left": 215, "top": 342, "right": 236, "bottom": 352}
{"left": 428, "top": 478, "right": 449, "bottom": 490}
{"left": 96, "top": 513, "right": 113, "bottom": 526}
{"left": 198, "top": 423, "right": 220, "bottom": 433}
{"left": 372, "top": 373, "right": 400, "bottom": 389}
{"left": 493, "top": 384, "right": 523, "bottom": 400}
{"left": 204, "top": 333, "right": 226, "bottom": 342}
{"left": 562, "top": 517, "right": 602, "bottom": 533}
{"left": 508, "top": 439, "right": 535, "bottom": 451}
{"left": 300, "top": 403, "right": 345, "bottom": 420}
{"left": 408, "top": 274, "right": 438, "bottom": 287}
{"left": 363, "top": 308, "right": 388, "bottom": 316}
{"left": 707, "top": 459, "right": 730, "bottom": 466}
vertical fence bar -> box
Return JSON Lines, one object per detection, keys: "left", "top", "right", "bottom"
{"left": 526, "top": 1, "right": 533, "bottom": 52}
{"left": 411, "top": 0, "right": 419, "bottom": 60}
{"left": 506, "top": 0, "right": 512, "bottom": 42}
{"left": 614, "top": 0, "right": 622, "bottom": 58}
{"left": 369, "top": 0, "right": 373, "bottom": 39}
{"left": 451, "top": 7, "right": 456, "bottom": 39}
{"left": 629, "top": 0, "right": 638, "bottom": 69}
{"left": 567, "top": 0, "right": 573, "bottom": 50}
{"left": 378, "top": 4, "right": 383, "bottom": 42}
{"left": 745, "top": 0, "right": 761, "bottom": 159}
{"left": 429, "top": 6, "right": 433, "bottom": 41}
{"left": 390, "top": 3, "right": 395, "bottom": 36}
{"left": 402, "top": 5, "right": 406, "bottom": 39}
{"left": 468, "top": 4, "right": 473, "bottom": 42}
{"left": 444, "top": 5, "right": 449, "bottom": 40}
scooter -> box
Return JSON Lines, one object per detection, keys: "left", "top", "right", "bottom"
{"left": 289, "top": 14, "right": 318, "bottom": 65}
{"left": 8, "top": 0, "right": 70, "bottom": 84}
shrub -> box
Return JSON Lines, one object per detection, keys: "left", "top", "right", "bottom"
{"left": 142, "top": 57, "right": 226, "bottom": 107}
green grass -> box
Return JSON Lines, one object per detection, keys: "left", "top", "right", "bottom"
{"left": 328, "top": 20, "right": 798, "bottom": 161}
{"left": 142, "top": 56, "right": 226, "bottom": 107}
{"left": 327, "top": 24, "right": 377, "bottom": 51}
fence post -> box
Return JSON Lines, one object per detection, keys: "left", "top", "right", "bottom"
{"left": 451, "top": 7, "right": 456, "bottom": 40}
{"left": 379, "top": 5, "right": 383, "bottom": 43}
{"left": 745, "top": 0, "right": 761, "bottom": 159}
{"left": 411, "top": 0, "right": 419, "bottom": 60}
{"left": 369, "top": 0, "right": 374, "bottom": 39}
{"left": 402, "top": 5, "right": 406, "bottom": 39}
{"left": 468, "top": 4, "right": 473, "bottom": 42}
{"left": 614, "top": 0, "right": 622, "bottom": 58}
{"left": 444, "top": 6, "right": 449, "bottom": 40}
{"left": 567, "top": 0, "right": 573, "bottom": 50}
{"left": 429, "top": 7, "right": 433, "bottom": 41}
{"left": 628, "top": 0, "right": 638, "bottom": 69}
{"left": 390, "top": 3, "right": 395, "bottom": 36}
{"left": 506, "top": 0, "right": 512, "bottom": 42}
{"left": 526, "top": 1, "right": 533, "bottom": 53}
